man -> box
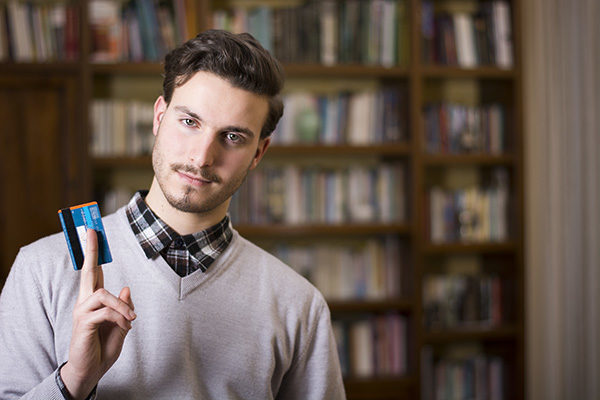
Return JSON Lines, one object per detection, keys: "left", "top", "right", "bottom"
{"left": 0, "top": 30, "right": 345, "bottom": 399}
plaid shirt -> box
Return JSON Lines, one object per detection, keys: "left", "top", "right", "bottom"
{"left": 126, "top": 191, "right": 233, "bottom": 277}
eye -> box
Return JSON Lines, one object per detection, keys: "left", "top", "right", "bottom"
{"left": 225, "top": 132, "right": 243, "bottom": 144}
{"left": 182, "top": 118, "right": 196, "bottom": 127}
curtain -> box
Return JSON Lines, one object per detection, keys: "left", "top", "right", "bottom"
{"left": 523, "top": 0, "right": 600, "bottom": 399}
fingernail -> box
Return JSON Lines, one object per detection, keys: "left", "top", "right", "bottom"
{"left": 129, "top": 310, "right": 137, "bottom": 320}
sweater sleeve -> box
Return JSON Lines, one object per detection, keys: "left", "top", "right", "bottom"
{"left": 276, "top": 301, "right": 346, "bottom": 400}
{"left": 0, "top": 248, "right": 65, "bottom": 399}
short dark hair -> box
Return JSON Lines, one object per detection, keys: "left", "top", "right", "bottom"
{"left": 163, "top": 29, "right": 285, "bottom": 139}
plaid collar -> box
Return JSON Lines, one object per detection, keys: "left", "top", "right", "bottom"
{"left": 125, "top": 191, "right": 233, "bottom": 274}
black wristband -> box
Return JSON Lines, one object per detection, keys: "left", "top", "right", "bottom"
{"left": 56, "top": 362, "right": 98, "bottom": 400}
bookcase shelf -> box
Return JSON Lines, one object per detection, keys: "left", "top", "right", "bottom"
{"left": 420, "top": 65, "right": 516, "bottom": 79}
{"left": 423, "top": 325, "right": 518, "bottom": 344}
{"left": 343, "top": 376, "right": 416, "bottom": 400}
{"left": 329, "top": 299, "right": 413, "bottom": 313}
{"left": 421, "top": 242, "right": 517, "bottom": 254}
{"left": 283, "top": 64, "right": 410, "bottom": 78}
{"left": 236, "top": 223, "right": 412, "bottom": 238}
{"left": 267, "top": 144, "right": 412, "bottom": 156}
{"left": 0, "top": 62, "right": 81, "bottom": 73}
{"left": 421, "top": 154, "right": 514, "bottom": 166}
{"left": 91, "top": 62, "right": 165, "bottom": 75}
{"left": 0, "top": 0, "right": 524, "bottom": 398}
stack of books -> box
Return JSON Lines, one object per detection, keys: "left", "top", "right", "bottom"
{"left": 272, "top": 89, "right": 407, "bottom": 145}
{"left": 426, "top": 168, "right": 509, "bottom": 243}
{"left": 334, "top": 313, "right": 407, "bottom": 377}
{"left": 0, "top": 1, "right": 79, "bottom": 62}
{"left": 89, "top": 0, "right": 194, "bottom": 62}
{"left": 422, "top": 274, "right": 504, "bottom": 329}
{"left": 213, "top": 0, "right": 408, "bottom": 66}
{"left": 421, "top": 347, "right": 505, "bottom": 400}
{"left": 230, "top": 163, "right": 406, "bottom": 225}
{"left": 421, "top": 0, "right": 513, "bottom": 68}
{"left": 423, "top": 102, "right": 506, "bottom": 154}
{"left": 266, "top": 237, "right": 403, "bottom": 301}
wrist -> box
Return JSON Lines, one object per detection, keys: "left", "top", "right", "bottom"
{"left": 59, "top": 362, "right": 98, "bottom": 400}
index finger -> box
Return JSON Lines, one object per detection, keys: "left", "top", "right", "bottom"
{"left": 79, "top": 228, "right": 103, "bottom": 298}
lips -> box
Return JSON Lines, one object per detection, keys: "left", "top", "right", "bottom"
{"left": 177, "top": 171, "right": 212, "bottom": 185}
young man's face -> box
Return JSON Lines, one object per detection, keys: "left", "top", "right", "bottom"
{"left": 151, "top": 70, "right": 270, "bottom": 216}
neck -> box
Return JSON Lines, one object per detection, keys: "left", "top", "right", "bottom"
{"left": 144, "top": 178, "right": 229, "bottom": 235}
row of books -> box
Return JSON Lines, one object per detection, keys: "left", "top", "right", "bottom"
{"left": 213, "top": 0, "right": 408, "bottom": 67}
{"left": 89, "top": 0, "right": 195, "bottom": 62}
{"left": 272, "top": 89, "right": 407, "bottom": 146}
{"left": 265, "top": 237, "right": 403, "bottom": 301}
{"left": 229, "top": 163, "right": 406, "bottom": 225}
{"left": 0, "top": 2, "right": 79, "bottom": 62}
{"left": 91, "top": 99, "right": 154, "bottom": 156}
{"left": 333, "top": 313, "right": 407, "bottom": 377}
{"left": 427, "top": 169, "right": 509, "bottom": 243}
{"left": 421, "top": 0, "right": 513, "bottom": 68}
{"left": 421, "top": 347, "right": 505, "bottom": 400}
{"left": 422, "top": 274, "right": 504, "bottom": 329}
{"left": 423, "top": 103, "right": 506, "bottom": 154}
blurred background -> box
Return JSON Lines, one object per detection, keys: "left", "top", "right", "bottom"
{"left": 0, "top": 0, "right": 598, "bottom": 399}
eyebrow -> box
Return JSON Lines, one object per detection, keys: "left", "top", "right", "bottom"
{"left": 173, "top": 105, "right": 256, "bottom": 138}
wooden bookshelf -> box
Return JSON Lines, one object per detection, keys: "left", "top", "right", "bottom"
{"left": 0, "top": 0, "right": 524, "bottom": 399}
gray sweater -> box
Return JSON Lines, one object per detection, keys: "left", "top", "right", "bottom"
{"left": 0, "top": 207, "right": 345, "bottom": 399}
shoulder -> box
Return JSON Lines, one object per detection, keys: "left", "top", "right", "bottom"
{"left": 227, "top": 230, "right": 329, "bottom": 315}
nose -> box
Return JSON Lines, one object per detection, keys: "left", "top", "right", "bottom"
{"left": 189, "top": 131, "right": 220, "bottom": 167}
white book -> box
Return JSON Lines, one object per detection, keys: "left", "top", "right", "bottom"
{"left": 430, "top": 187, "right": 445, "bottom": 243}
{"left": 8, "top": 1, "right": 32, "bottom": 61}
{"left": 380, "top": 0, "right": 397, "bottom": 67}
{"left": 350, "top": 320, "right": 374, "bottom": 377}
{"left": 320, "top": 0, "right": 337, "bottom": 66}
{"left": 285, "top": 166, "right": 302, "bottom": 224}
{"left": 493, "top": 1, "right": 513, "bottom": 68}
{"left": 348, "top": 92, "right": 373, "bottom": 145}
{"left": 454, "top": 13, "right": 477, "bottom": 68}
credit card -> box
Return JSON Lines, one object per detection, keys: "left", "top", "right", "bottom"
{"left": 58, "top": 202, "right": 112, "bottom": 270}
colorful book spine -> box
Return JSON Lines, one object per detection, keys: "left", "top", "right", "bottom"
{"left": 421, "top": 0, "right": 513, "bottom": 68}
{"left": 266, "top": 237, "right": 403, "bottom": 301}
{"left": 212, "top": 0, "right": 405, "bottom": 67}
{"left": 333, "top": 313, "right": 407, "bottom": 378}
{"left": 229, "top": 162, "right": 406, "bottom": 225}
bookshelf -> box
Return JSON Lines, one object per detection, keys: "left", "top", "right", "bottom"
{"left": 0, "top": 0, "right": 524, "bottom": 399}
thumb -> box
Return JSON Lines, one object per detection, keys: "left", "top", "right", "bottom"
{"left": 119, "top": 287, "right": 135, "bottom": 316}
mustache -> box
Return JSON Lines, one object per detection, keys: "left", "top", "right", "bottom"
{"left": 172, "top": 164, "right": 222, "bottom": 184}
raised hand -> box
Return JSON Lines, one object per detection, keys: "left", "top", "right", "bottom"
{"left": 60, "top": 229, "right": 136, "bottom": 399}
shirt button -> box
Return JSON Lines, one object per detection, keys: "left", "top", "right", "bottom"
{"left": 173, "top": 238, "right": 184, "bottom": 249}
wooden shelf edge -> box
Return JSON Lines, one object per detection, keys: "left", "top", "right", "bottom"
{"left": 283, "top": 63, "right": 409, "bottom": 78}
{"left": 421, "top": 65, "right": 517, "bottom": 78}
{"left": 91, "top": 62, "right": 164, "bottom": 75}
{"left": 266, "top": 144, "right": 412, "bottom": 156}
{"left": 423, "top": 325, "right": 518, "bottom": 343}
{"left": 421, "top": 153, "right": 515, "bottom": 165}
{"left": 421, "top": 242, "right": 517, "bottom": 254}
{"left": 0, "top": 62, "right": 81, "bottom": 73}
{"left": 236, "top": 223, "right": 412, "bottom": 236}
{"left": 328, "top": 299, "right": 413, "bottom": 313}
{"left": 344, "top": 376, "right": 416, "bottom": 400}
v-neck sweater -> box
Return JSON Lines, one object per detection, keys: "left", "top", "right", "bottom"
{"left": 0, "top": 206, "right": 345, "bottom": 399}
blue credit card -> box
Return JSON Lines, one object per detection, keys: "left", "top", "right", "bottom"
{"left": 58, "top": 202, "right": 112, "bottom": 270}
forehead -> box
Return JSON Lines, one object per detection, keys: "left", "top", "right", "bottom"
{"left": 169, "top": 71, "right": 269, "bottom": 134}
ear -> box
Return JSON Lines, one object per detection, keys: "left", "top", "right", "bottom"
{"left": 152, "top": 96, "right": 167, "bottom": 137}
{"left": 249, "top": 137, "right": 271, "bottom": 171}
